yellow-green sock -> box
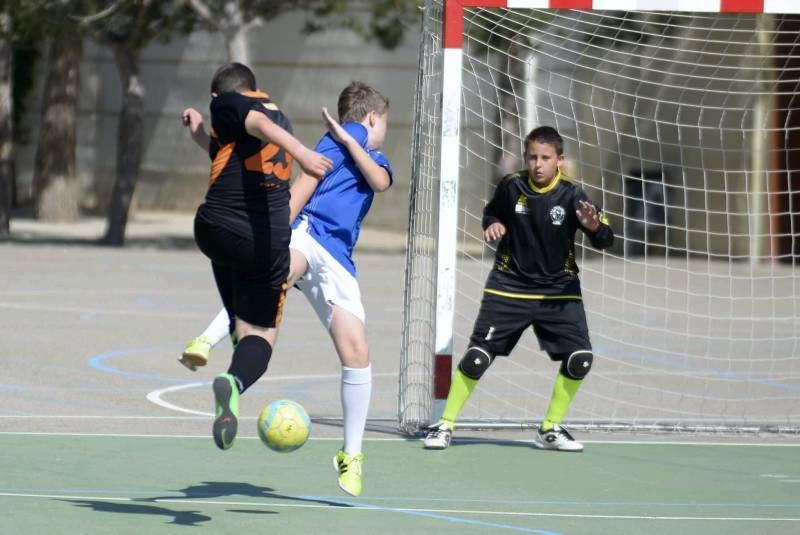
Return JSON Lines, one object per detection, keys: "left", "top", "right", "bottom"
{"left": 440, "top": 369, "right": 479, "bottom": 429}
{"left": 541, "top": 372, "right": 582, "bottom": 431}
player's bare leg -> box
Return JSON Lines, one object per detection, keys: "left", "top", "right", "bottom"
{"left": 287, "top": 247, "right": 309, "bottom": 287}
{"left": 329, "top": 306, "right": 370, "bottom": 496}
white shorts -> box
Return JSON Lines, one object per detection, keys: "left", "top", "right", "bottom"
{"left": 290, "top": 220, "right": 365, "bottom": 329}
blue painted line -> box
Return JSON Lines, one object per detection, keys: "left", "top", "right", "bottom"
{"left": 88, "top": 348, "right": 188, "bottom": 383}
{"left": 301, "top": 495, "right": 560, "bottom": 534}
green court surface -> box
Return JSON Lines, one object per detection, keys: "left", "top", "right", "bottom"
{"left": 2, "top": 433, "right": 798, "bottom": 534}
{"left": 2, "top": 243, "right": 799, "bottom": 534}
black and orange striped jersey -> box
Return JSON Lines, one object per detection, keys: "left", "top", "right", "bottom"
{"left": 199, "top": 91, "right": 294, "bottom": 242}
{"left": 482, "top": 169, "right": 614, "bottom": 298}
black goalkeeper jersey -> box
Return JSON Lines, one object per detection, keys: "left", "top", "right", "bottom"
{"left": 483, "top": 169, "right": 614, "bottom": 298}
{"left": 198, "top": 90, "right": 294, "bottom": 243}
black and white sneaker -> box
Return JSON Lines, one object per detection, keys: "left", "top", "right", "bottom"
{"left": 533, "top": 424, "right": 584, "bottom": 452}
{"left": 423, "top": 422, "right": 452, "bottom": 449}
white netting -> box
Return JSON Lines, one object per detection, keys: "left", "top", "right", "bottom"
{"left": 399, "top": 2, "right": 800, "bottom": 434}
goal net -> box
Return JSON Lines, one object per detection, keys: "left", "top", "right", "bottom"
{"left": 399, "top": 0, "right": 800, "bottom": 435}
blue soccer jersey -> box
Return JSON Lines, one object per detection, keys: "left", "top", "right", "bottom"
{"left": 293, "top": 122, "right": 393, "bottom": 276}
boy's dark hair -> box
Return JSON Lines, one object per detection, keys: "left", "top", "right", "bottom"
{"left": 337, "top": 81, "right": 390, "bottom": 123}
{"left": 525, "top": 126, "right": 564, "bottom": 156}
{"left": 211, "top": 63, "right": 257, "bottom": 94}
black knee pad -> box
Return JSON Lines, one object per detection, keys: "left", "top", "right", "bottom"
{"left": 458, "top": 346, "right": 494, "bottom": 380}
{"left": 560, "top": 350, "right": 593, "bottom": 380}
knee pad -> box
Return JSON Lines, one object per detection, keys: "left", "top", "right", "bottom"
{"left": 458, "top": 346, "right": 495, "bottom": 380}
{"left": 561, "top": 350, "right": 593, "bottom": 380}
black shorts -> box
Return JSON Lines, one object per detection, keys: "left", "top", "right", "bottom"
{"left": 194, "top": 213, "right": 289, "bottom": 329}
{"left": 468, "top": 291, "right": 591, "bottom": 360}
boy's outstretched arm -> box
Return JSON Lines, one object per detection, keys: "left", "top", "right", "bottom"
{"left": 289, "top": 171, "right": 320, "bottom": 224}
{"left": 244, "top": 110, "right": 332, "bottom": 178}
{"left": 182, "top": 108, "right": 210, "bottom": 152}
{"left": 321, "top": 107, "right": 391, "bottom": 192}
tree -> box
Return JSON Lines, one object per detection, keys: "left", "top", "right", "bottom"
{"left": 76, "top": 0, "right": 197, "bottom": 246}
{"left": 183, "top": 0, "right": 419, "bottom": 63}
{"left": 0, "top": 1, "right": 43, "bottom": 234}
{"left": 0, "top": 1, "right": 96, "bottom": 226}
{"left": 32, "top": 1, "right": 91, "bottom": 222}
{"left": 72, "top": 0, "right": 415, "bottom": 246}
{"left": 0, "top": 12, "right": 12, "bottom": 236}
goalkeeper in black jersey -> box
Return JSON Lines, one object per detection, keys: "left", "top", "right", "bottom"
{"left": 424, "top": 126, "right": 614, "bottom": 451}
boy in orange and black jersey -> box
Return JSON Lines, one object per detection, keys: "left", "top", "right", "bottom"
{"left": 203, "top": 89, "right": 296, "bottom": 242}
{"left": 424, "top": 126, "right": 613, "bottom": 452}
{"left": 181, "top": 62, "right": 332, "bottom": 451}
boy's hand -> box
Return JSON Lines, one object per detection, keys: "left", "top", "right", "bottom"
{"left": 576, "top": 200, "right": 600, "bottom": 234}
{"left": 484, "top": 222, "right": 506, "bottom": 242}
{"left": 296, "top": 146, "right": 333, "bottom": 179}
{"left": 182, "top": 108, "right": 203, "bottom": 135}
{"left": 321, "top": 107, "right": 354, "bottom": 146}
{"left": 182, "top": 108, "right": 210, "bottom": 151}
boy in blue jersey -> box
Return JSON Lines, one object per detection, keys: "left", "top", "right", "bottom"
{"left": 181, "top": 81, "right": 392, "bottom": 497}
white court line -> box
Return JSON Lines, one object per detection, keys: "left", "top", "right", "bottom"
{"left": 0, "top": 289, "right": 215, "bottom": 296}
{"left": 146, "top": 382, "right": 210, "bottom": 416}
{"left": 0, "top": 431, "right": 401, "bottom": 440}
{"left": 0, "top": 301, "right": 209, "bottom": 319}
{"left": 145, "top": 373, "right": 397, "bottom": 416}
{"left": 1, "top": 430, "right": 800, "bottom": 447}
{"left": 1, "top": 491, "right": 798, "bottom": 522}
{"left": 0, "top": 415, "right": 209, "bottom": 419}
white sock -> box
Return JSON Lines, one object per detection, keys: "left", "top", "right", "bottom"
{"left": 201, "top": 308, "right": 231, "bottom": 347}
{"left": 341, "top": 364, "right": 372, "bottom": 456}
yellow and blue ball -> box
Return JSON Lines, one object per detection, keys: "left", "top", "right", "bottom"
{"left": 257, "top": 400, "right": 311, "bottom": 453}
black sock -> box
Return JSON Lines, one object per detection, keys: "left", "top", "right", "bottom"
{"left": 227, "top": 335, "right": 272, "bottom": 393}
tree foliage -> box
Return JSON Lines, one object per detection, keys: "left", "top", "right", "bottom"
{"left": 73, "top": 0, "right": 198, "bottom": 245}
{"left": 184, "top": 0, "right": 420, "bottom": 59}
{"left": 302, "top": 0, "right": 420, "bottom": 49}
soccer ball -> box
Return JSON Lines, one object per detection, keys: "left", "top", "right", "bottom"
{"left": 257, "top": 400, "right": 311, "bottom": 453}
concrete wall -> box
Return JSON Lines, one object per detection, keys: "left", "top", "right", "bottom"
{"left": 16, "top": 11, "right": 420, "bottom": 232}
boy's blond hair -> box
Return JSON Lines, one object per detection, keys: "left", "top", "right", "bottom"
{"left": 337, "top": 81, "right": 389, "bottom": 123}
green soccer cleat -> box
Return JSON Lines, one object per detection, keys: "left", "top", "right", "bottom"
{"left": 212, "top": 373, "right": 239, "bottom": 450}
{"left": 178, "top": 336, "right": 212, "bottom": 371}
{"left": 333, "top": 449, "right": 364, "bottom": 497}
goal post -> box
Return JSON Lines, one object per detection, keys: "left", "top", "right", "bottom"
{"left": 399, "top": 0, "right": 800, "bottom": 434}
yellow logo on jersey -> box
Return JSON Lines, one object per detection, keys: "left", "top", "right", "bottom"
{"left": 515, "top": 195, "right": 529, "bottom": 214}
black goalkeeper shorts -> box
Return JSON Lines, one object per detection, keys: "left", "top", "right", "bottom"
{"left": 468, "top": 291, "right": 591, "bottom": 360}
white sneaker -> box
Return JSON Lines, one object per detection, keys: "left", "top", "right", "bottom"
{"left": 533, "top": 424, "right": 584, "bottom": 452}
{"left": 423, "top": 422, "right": 452, "bottom": 449}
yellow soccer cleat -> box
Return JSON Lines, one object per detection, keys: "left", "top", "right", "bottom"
{"left": 333, "top": 449, "right": 364, "bottom": 497}
{"left": 178, "top": 336, "right": 211, "bottom": 371}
